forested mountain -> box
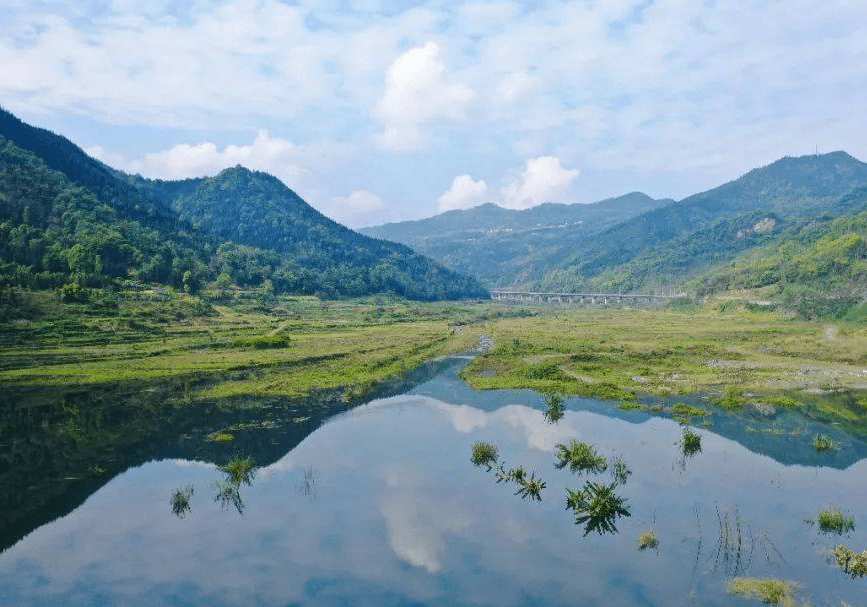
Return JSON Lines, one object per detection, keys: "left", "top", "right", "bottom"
{"left": 0, "top": 107, "right": 487, "bottom": 300}
{"left": 360, "top": 192, "right": 671, "bottom": 286}
{"left": 692, "top": 187, "right": 867, "bottom": 318}
{"left": 541, "top": 152, "right": 867, "bottom": 291}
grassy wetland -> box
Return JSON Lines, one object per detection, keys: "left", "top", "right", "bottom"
{"left": 459, "top": 302, "right": 867, "bottom": 434}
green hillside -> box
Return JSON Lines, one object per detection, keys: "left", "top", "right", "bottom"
{"left": 542, "top": 152, "right": 867, "bottom": 290}
{"left": 0, "top": 108, "right": 487, "bottom": 303}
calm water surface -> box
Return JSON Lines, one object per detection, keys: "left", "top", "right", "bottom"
{"left": 1, "top": 359, "right": 866, "bottom": 606}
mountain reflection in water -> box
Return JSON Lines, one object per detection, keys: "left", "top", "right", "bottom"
{"left": 0, "top": 358, "right": 865, "bottom": 607}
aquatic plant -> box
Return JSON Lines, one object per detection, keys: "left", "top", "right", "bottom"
{"left": 542, "top": 390, "right": 565, "bottom": 424}
{"left": 170, "top": 485, "right": 194, "bottom": 518}
{"left": 681, "top": 427, "right": 702, "bottom": 456}
{"left": 207, "top": 431, "right": 234, "bottom": 443}
{"left": 298, "top": 465, "right": 315, "bottom": 498}
{"left": 470, "top": 442, "right": 499, "bottom": 470}
{"left": 611, "top": 457, "right": 631, "bottom": 485}
{"left": 214, "top": 481, "right": 244, "bottom": 514}
{"left": 672, "top": 402, "right": 711, "bottom": 424}
{"left": 638, "top": 530, "right": 658, "bottom": 550}
{"left": 727, "top": 577, "right": 798, "bottom": 607}
{"left": 717, "top": 386, "right": 746, "bottom": 410}
{"left": 493, "top": 463, "right": 545, "bottom": 501}
{"left": 555, "top": 440, "right": 607, "bottom": 474}
{"left": 616, "top": 401, "right": 648, "bottom": 412}
{"left": 833, "top": 545, "right": 867, "bottom": 578}
{"left": 713, "top": 506, "right": 753, "bottom": 576}
{"left": 219, "top": 455, "right": 256, "bottom": 486}
{"left": 813, "top": 434, "right": 835, "bottom": 452}
{"left": 514, "top": 471, "right": 546, "bottom": 502}
{"left": 566, "top": 481, "right": 631, "bottom": 536}
{"left": 495, "top": 464, "right": 526, "bottom": 485}
{"left": 816, "top": 507, "right": 855, "bottom": 535}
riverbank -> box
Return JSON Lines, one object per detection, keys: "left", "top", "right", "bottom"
{"left": 460, "top": 305, "right": 867, "bottom": 434}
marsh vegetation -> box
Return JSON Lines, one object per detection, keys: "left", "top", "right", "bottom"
{"left": 814, "top": 507, "right": 855, "bottom": 535}
{"left": 554, "top": 440, "right": 607, "bottom": 474}
{"left": 565, "top": 481, "right": 631, "bottom": 536}
{"left": 727, "top": 577, "right": 799, "bottom": 607}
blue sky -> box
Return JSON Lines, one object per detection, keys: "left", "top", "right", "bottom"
{"left": 2, "top": 0, "right": 866, "bottom": 227}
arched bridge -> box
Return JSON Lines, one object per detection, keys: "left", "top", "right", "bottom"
{"left": 490, "top": 290, "right": 687, "bottom": 305}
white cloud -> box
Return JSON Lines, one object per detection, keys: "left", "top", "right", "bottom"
{"left": 87, "top": 130, "right": 307, "bottom": 183}
{"left": 375, "top": 41, "right": 476, "bottom": 150}
{"left": 5, "top": 1, "right": 867, "bottom": 220}
{"left": 324, "top": 189, "right": 387, "bottom": 227}
{"left": 501, "top": 156, "right": 580, "bottom": 209}
{"left": 437, "top": 175, "right": 489, "bottom": 212}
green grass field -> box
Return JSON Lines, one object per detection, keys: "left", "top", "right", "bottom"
{"left": 3, "top": 291, "right": 867, "bottom": 430}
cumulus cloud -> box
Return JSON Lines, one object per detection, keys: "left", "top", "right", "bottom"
{"left": 87, "top": 130, "right": 307, "bottom": 183}
{"left": 375, "top": 42, "right": 476, "bottom": 150}
{"left": 6, "top": 1, "right": 867, "bottom": 220}
{"left": 501, "top": 156, "right": 579, "bottom": 209}
{"left": 437, "top": 175, "right": 489, "bottom": 212}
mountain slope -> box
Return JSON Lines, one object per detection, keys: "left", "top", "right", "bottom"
{"left": 541, "top": 152, "right": 867, "bottom": 290}
{"left": 361, "top": 192, "right": 671, "bottom": 286}
{"left": 167, "top": 167, "right": 488, "bottom": 299}
{"left": 0, "top": 108, "right": 487, "bottom": 301}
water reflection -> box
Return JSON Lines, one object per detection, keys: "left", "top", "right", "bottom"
{"left": 0, "top": 357, "right": 460, "bottom": 553}
{"left": 566, "top": 481, "right": 631, "bottom": 536}
{"left": 2, "top": 359, "right": 867, "bottom": 607}
{"left": 171, "top": 485, "right": 194, "bottom": 518}
{"left": 541, "top": 390, "right": 565, "bottom": 424}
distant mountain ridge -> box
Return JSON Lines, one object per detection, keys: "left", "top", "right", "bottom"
{"left": 363, "top": 151, "right": 867, "bottom": 300}
{"left": 0, "top": 107, "right": 487, "bottom": 300}
{"left": 361, "top": 192, "right": 672, "bottom": 286}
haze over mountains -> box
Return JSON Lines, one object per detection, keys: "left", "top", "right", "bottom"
{"left": 0, "top": 108, "right": 487, "bottom": 301}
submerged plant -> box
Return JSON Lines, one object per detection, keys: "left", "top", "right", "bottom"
{"left": 542, "top": 390, "right": 566, "bottom": 424}
{"left": 170, "top": 485, "right": 194, "bottom": 518}
{"left": 681, "top": 427, "right": 702, "bottom": 457}
{"left": 471, "top": 441, "right": 499, "bottom": 470}
{"left": 566, "top": 481, "right": 631, "bottom": 536}
{"left": 813, "top": 434, "right": 836, "bottom": 452}
{"left": 833, "top": 545, "right": 867, "bottom": 578}
{"left": 727, "top": 577, "right": 798, "bottom": 607}
{"left": 611, "top": 457, "right": 631, "bottom": 485}
{"left": 638, "top": 530, "right": 658, "bottom": 550}
{"left": 555, "top": 440, "right": 608, "bottom": 474}
{"left": 816, "top": 507, "right": 855, "bottom": 535}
